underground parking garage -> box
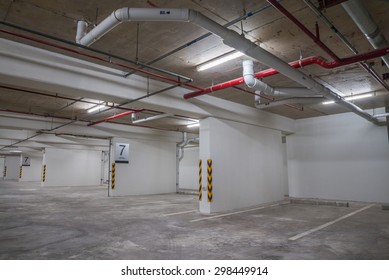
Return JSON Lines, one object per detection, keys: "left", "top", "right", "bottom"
{"left": 1, "top": 0, "right": 389, "bottom": 275}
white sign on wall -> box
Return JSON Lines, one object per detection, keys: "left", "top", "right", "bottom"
{"left": 115, "top": 143, "right": 129, "bottom": 163}
{"left": 22, "top": 156, "right": 31, "bottom": 166}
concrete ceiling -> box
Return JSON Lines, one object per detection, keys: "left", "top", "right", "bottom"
{"left": 0, "top": 0, "right": 389, "bottom": 133}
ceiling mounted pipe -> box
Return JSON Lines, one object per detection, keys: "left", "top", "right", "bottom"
{"left": 266, "top": 0, "right": 340, "bottom": 62}
{"left": 87, "top": 109, "right": 144, "bottom": 126}
{"left": 0, "top": 22, "right": 200, "bottom": 93}
{"left": 76, "top": 7, "right": 380, "bottom": 124}
{"left": 132, "top": 113, "right": 172, "bottom": 124}
{"left": 256, "top": 97, "right": 325, "bottom": 109}
{"left": 243, "top": 60, "right": 323, "bottom": 98}
{"left": 342, "top": 0, "right": 389, "bottom": 68}
{"left": 303, "top": 0, "right": 389, "bottom": 92}
{"left": 184, "top": 46, "right": 389, "bottom": 99}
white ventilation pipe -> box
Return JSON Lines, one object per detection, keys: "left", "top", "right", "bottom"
{"left": 243, "top": 60, "right": 322, "bottom": 98}
{"left": 76, "top": 7, "right": 380, "bottom": 124}
{"left": 342, "top": 0, "right": 389, "bottom": 68}
{"left": 131, "top": 113, "right": 172, "bottom": 124}
{"left": 256, "top": 97, "right": 325, "bottom": 109}
{"left": 76, "top": 8, "right": 190, "bottom": 45}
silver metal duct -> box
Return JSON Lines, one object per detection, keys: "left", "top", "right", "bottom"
{"left": 342, "top": 0, "right": 389, "bottom": 68}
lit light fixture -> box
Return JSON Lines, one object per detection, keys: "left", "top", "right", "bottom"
{"left": 322, "top": 93, "right": 373, "bottom": 105}
{"left": 187, "top": 122, "right": 200, "bottom": 128}
{"left": 87, "top": 104, "right": 106, "bottom": 113}
{"left": 197, "top": 51, "right": 244, "bottom": 72}
{"left": 9, "top": 150, "right": 22, "bottom": 153}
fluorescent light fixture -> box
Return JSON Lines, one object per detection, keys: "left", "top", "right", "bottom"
{"left": 9, "top": 150, "right": 22, "bottom": 153}
{"left": 197, "top": 51, "right": 244, "bottom": 72}
{"left": 87, "top": 104, "right": 106, "bottom": 113}
{"left": 322, "top": 93, "right": 373, "bottom": 105}
{"left": 187, "top": 122, "right": 200, "bottom": 128}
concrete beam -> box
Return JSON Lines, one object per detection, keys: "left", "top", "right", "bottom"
{"left": 0, "top": 38, "right": 295, "bottom": 133}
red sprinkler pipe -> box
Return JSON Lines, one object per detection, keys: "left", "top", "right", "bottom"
{"left": 184, "top": 46, "right": 389, "bottom": 99}
{"left": 266, "top": 0, "right": 340, "bottom": 62}
{"left": 87, "top": 110, "right": 145, "bottom": 126}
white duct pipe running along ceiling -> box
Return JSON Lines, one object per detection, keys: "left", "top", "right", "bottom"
{"left": 242, "top": 60, "right": 323, "bottom": 98}
{"left": 342, "top": 0, "right": 389, "bottom": 69}
{"left": 75, "top": 7, "right": 380, "bottom": 125}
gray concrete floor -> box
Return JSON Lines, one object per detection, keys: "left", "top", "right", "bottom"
{"left": 1, "top": 180, "right": 388, "bottom": 260}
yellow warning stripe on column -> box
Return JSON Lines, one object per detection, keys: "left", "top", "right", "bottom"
{"left": 111, "top": 163, "right": 115, "bottom": 190}
{"left": 207, "top": 159, "right": 213, "bottom": 202}
{"left": 42, "top": 164, "right": 46, "bottom": 182}
{"left": 19, "top": 166, "right": 22, "bottom": 179}
{"left": 198, "top": 160, "right": 202, "bottom": 201}
{"left": 3, "top": 166, "right": 6, "bottom": 177}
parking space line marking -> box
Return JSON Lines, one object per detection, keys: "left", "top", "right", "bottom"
{"left": 164, "top": 210, "right": 197, "bottom": 216}
{"left": 289, "top": 204, "right": 375, "bottom": 241}
{"left": 190, "top": 202, "right": 287, "bottom": 222}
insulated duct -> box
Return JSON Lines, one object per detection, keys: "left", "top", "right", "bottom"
{"left": 76, "top": 7, "right": 380, "bottom": 124}
{"left": 342, "top": 0, "right": 389, "bottom": 68}
{"left": 243, "top": 60, "right": 322, "bottom": 98}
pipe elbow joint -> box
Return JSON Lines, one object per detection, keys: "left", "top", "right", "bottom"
{"left": 242, "top": 60, "right": 256, "bottom": 88}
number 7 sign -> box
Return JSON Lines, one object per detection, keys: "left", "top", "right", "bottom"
{"left": 115, "top": 143, "right": 129, "bottom": 163}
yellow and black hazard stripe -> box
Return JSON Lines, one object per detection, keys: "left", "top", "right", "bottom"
{"left": 207, "top": 159, "right": 213, "bottom": 202}
{"left": 3, "top": 166, "right": 6, "bottom": 177}
{"left": 19, "top": 166, "right": 22, "bottom": 179}
{"left": 198, "top": 159, "right": 202, "bottom": 201}
{"left": 111, "top": 163, "right": 115, "bottom": 190}
{"left": 42, "top": 164, "right": 46, "bottom": 182}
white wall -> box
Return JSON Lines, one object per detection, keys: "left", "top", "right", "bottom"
{"left": 287, "top": 112, "right": 389, "bottom": 203}
{"left": 20, "top": 154, "right": 43, "bottom": 182}
{"left": 4, "top": 156, "right": 20, "bottom": 180}
{"left": 179, "top": 146, "right": 199, "bottom": 190}
{"left": 44, "top": 147, "right": 102, "bottom": 187}
{"left": 200, "top": 118, "right": 285, "bottom": 213}
{"left": 110, "top": 137, "right": 176, "bottom": 196}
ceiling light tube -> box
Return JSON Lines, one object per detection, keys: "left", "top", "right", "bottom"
{"left": 197, "top": 51, "right": 244, "bottom": 72}
{"left": 87, "top": 104, "right": 106, "bottom": 113}
{"left": 322, "top": 93, "right": 373, "bottom": 105}
{"left": 187, "top": 122, "right": 200, "bottom": 128}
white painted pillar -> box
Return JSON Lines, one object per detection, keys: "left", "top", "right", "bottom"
{"left": 18, "top": 154, "right": 22, "bottom": 182}
{"left": 3, "top": 156, "right": 20, "bottom": 180}
{"left": 41, "top": 150, "right": 46, "bottom": 187}
{"left": 109, "top": 137, "right": 176, "bottom": 196}
{"left": 0, "top": 157, "right": 5, "bottom": 180}
{"left": 199, "top": 117, "right": 285, "bottom": 214}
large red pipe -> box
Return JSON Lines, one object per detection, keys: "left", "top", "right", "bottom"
{"left": 87, "top": 109, "right": 145, "bottom": 126}
{"left": 267, "top": 0, "right": 340, "bottom": 62}
{"left": 184, "top": 46, "right": 389, "bottom": 99}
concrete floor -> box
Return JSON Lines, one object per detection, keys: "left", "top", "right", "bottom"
{"left": 1, "top": 181, "right": 388, "bottom": 260}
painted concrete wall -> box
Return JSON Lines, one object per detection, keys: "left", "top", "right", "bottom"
{"left": 179, "top": 146, "right": 199, "bottom": 190}
{"left": 287, "top": 112, "right": 389, "bottom": 203}
{"left": 199, "top": 118, "right": 285, "bottom": 213}
{"left": 4, "top": 156, "right": 20, "bottom": 180}
{"left": 110, "top": 137, "right": 176, "bottom": 196}
{"left": 20, "top": 155, "right": 43, "bottom": 182}
{"left": 44, "top": 148, "right": 101, "bottom": 187}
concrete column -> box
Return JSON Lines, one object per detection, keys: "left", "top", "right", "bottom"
{"left": 3, "top": 156, "right": 20, "bottom": 180}
{"left": 41, "top": 150, "right": 46, "bottom": 187}
{"left": 199, "top": 118, "right": 285, "bottom": 214}
{"left": 0, "top": 157, "right": 5, "bottom": 180}
{"left": 42, "top": 147, "right": 101, "bottom": 187}
{"left": 18, "top": 154, "right": 22, "bottom": 182}
{"left": 109, "top": 137, "right": 176, "bottom": 196}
